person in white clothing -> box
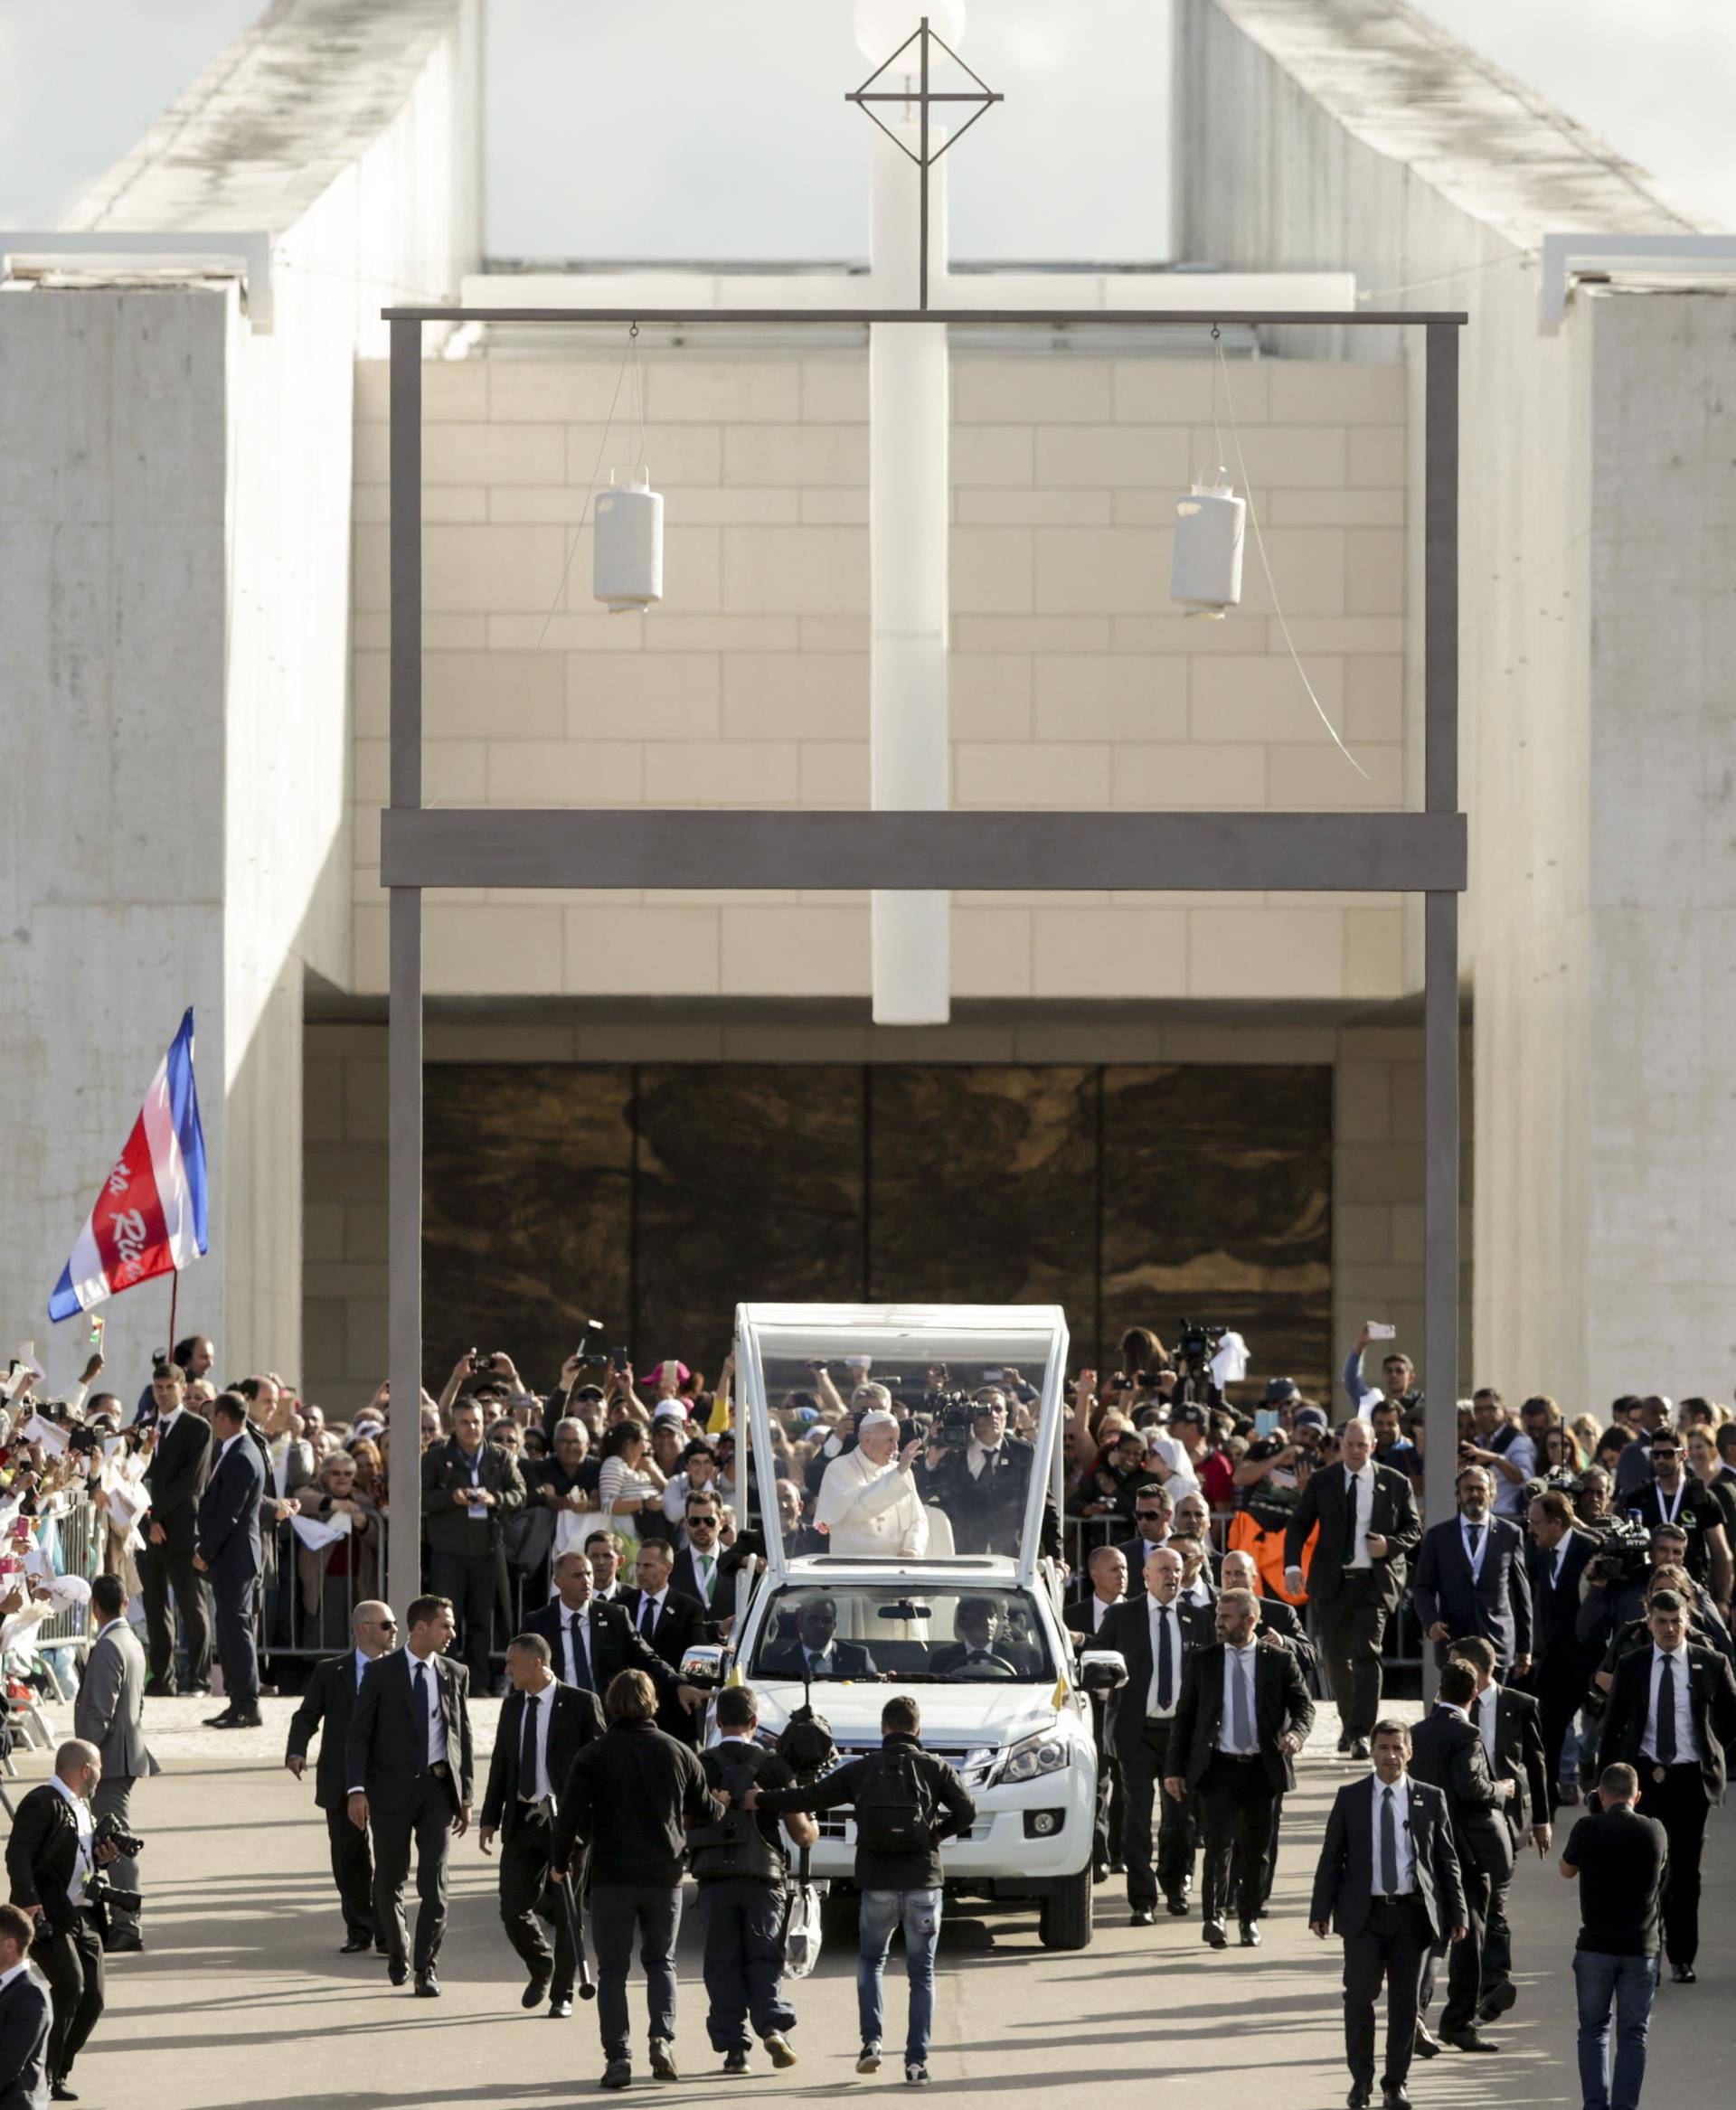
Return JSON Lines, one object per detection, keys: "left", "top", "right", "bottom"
{"left": 813, "top": 1412, "right": 929, "bottom": 1559}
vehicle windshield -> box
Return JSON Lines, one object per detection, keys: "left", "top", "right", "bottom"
{"left": 739, "top": 1309, "right": 1062, "bottom": 1569}
{"left": 748, "top": 1582, "right": 1055, "bottom": 1683}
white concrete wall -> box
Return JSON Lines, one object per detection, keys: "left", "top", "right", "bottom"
{"left": 349, "top": 348, "right": 1410, "bottom": 1005}
{"left": 1177, "top": 0, "right": 1728, "bottom": 1403}
{"left": 1, "top": 4, "right": 480, "bottom": 1391}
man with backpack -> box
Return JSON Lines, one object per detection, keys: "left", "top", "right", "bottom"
{"left": 691, "top": 1685, "right": 817, "bottom": 2076}
{"left": 745, "top": 1693, "right": 975, "bottom": 2086}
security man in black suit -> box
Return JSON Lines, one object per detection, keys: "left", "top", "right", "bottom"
{"left": 1595, "top": 1586, "right": 1736, "bottom": 1980}
{"left": 285, "top": 1598, "right": 400, "bottom": 1953}
{"left": 479, "top": 1633, "right": 605, "bottom": 2017}
{"left": 756, "top": 1596, "right": 874, "bottom": 1681}
{"left": 1412, "top": 1466, "right": 1533, "bottom": 1678}
{"left": 1524, "top": 1488, "right": 1601, "bottom": 1803}
{"left": 1219, "top": 1547, "right": 1319, "bottom": 1912}
{"left": 136, "top": 1359, "right": 212, "bottom": 1694}
{"left": 345, "top": 1595, "right": 476, "bottom": 1997}
{"left": 1165, "top": 1586, "right": 1316, "bottom": 1946}
{"left": 523, "top": 1552, "right": 703, "bottom": 1721}
{"left": 1285, "top": 1417, "right": 1420, "bottom": 1758}
{"left": 195, "top": 1391, "right": 268, "bottom": 1728}
{"left": 1408, "top": 1659, "right": 1514, "bottom": 2053}
{"left": 619, "top": 1540, "right": 706, "bottom": 1741}
{"left": 1449, "top": 1635, "right": 1549, "bottom": 2024}
{"left": 1098, "top": 1547, "right": 1214, "bottom": 1924}
{"left": 667, "top": 1493, "right": 729, "bottom": 1634}
{"left": 1311, "top": 1719, "right": 1467, "bottom": 2110}
{"left": 921, "top": 1393, "right": 1041, "bottom": 1558}
{"left": 0, "top": 1900, "right": 52, "bottom": 2110}
{"left": 3, "top": 1740, "right": 118, "bottom": 2103}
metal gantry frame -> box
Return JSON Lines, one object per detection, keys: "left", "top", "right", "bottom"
{"left": 380, "top": 304, "right": 1467, "bottom": 1609}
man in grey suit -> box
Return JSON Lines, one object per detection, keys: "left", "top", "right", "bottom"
{"left": 71, "top": 1577, "right": 156, "bottom": 1954}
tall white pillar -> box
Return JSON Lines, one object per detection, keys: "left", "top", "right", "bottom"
{"left": 869, "top": 119, "right": 950, "bottom": 1024}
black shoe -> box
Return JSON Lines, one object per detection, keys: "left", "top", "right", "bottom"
{"left": 414, "top": 1971, "right": 440, "bottom": 1998}
{"left": 1346, "top": 2088, "right": 1372, "bottom": 2110}
{"left": 722, "top": 2050, "right": 750, "bottom": 2075}
{"left": 387, "top": 1958, "right": 409, "bottom": 1987}
{"left": 340, "top": 1935, "right": 373, "bottom": 1955}
{"left": 1108, "top": 1855, "right": 1126, "bottom": 1874}
{"left": 1130, "top": 1907, "right": 1156, "bottom": 1927}
{"left": 1554, "top": 1782, "right": 1580, "bottom": 1807}
{"left": 550, "top": 1996, "right": 572, "bottom": 2019}
{"left": 1412, "top": 2025, "right": 1439, "bottom": 2059}
{"left": 1336, "top": 1732, "right": 1353, "bottom": 1754}
{"left": 1203, "top": 1919, "right": 1228, "bottom": 1948}
{"left": 1381, "top": 2089, "right": 1412, "bottom": 2109}
{"left": 1165, "top": 1892, "right": 1191, "bottom": 1917}
{"left": 1239, "top": 1920, "right": 1261, "bottom": 1947}
{"left": 374, "top": 1939, "right": 392, "bottom": 1957}
{"left": 523, "top": 1966, "right": 553, "bottom": 2011}
{"left": 51, "top": 2087, "right": 78, "bottom": 2105}
{"left": 1350, "top": 1738, "right": 1372, "bottom": 1761}
{"left": 203, "top": 1709, "right": 238, "bottom": 1728}
{"left": 648, "top": 2039, "right": 678, "bottom": 2081}
{"left": 601, "top": 2059, "right": 632, "bottom": 2091}
{"left": 215, "top": 1710, "right": 263, "bottom": 1728}
{"left": 104, "top": 1930, "right": 144, "bottom": 1954}
{"left": 1440, "top": 2029, "right": 1497, "bottom": 2052}
{"left": 1673, "top": 1964, "right": 1697, "bottom": 1983}
{"left": 1477, "top": 1981, "right": 1517, "bottom": 2021}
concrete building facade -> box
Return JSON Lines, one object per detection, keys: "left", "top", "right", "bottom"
{"left": 2, "top": 0, "right": 1720, "bottom": 1413}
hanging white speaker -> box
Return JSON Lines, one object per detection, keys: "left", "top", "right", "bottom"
{"left": 1170, "top": 469, "right": 1245, "bottom": 618}
{"left": 593, "top": 468, "right": 664, "bottom": 613}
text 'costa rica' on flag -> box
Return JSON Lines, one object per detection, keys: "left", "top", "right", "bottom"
{"left": 49, "top": 1007, "right": 209, "bottom": 1320}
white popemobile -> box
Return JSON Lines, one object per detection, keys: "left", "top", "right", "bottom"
{"left": 683, "top": 1304, "right": 1124, "bottom": 1951}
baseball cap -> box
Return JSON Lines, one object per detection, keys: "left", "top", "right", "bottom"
{"left": 1263, "top": 1377, "right": 1301, "bottom": 1405}
{"left": 652, "top": 1401, "right": 689, "bottom": 1424}
{"left": 647, "top": 1360, "right": 691, "bottom": 1389}
{"left": 573, "top": 1383, "right": 605, "bottom": 1402}
{"left": 1293, "top": 1405, "right": 1329, "bottom": 1431}
{"left": 1172, "top": 1403, "right": 1208, "bottom": 1429}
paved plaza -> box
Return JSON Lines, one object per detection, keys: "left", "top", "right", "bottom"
{"left": 13, "top": 1697, "right": 1728, "bottom": 2108}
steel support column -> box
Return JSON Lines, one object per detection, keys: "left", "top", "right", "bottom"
{"left": 1421, "top": 321, "right": 1461, "bottom": 1533}
{"left": 387, "top": 318, "right": 424, "bottom": 1615}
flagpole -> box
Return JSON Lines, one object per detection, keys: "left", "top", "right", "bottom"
{"left": 168, "top": 1270, "right": 179, "bottom": 1364}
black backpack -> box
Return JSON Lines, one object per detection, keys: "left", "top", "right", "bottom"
{"left": 690, "top": 1749, "right": 785, "bottom": 1882}
{"left": 853, "top": 1746, "right": 934, "bottom": 1855}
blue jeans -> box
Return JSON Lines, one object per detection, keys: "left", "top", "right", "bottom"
{"left": 1573, "top": 1951, "right": 1657, "bottom": 2110}
{"left": 858, "top": 1888, "right": 941, "bottom": 2064}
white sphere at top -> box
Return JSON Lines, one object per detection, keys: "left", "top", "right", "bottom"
{"left": 854, "top": 0, "right": 965, "bottom": 66}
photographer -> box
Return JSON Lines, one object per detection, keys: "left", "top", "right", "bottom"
{"left": 746, "top": 1693, "right": 975, "bottom": 2087}
{"left": 1576, "top": 1525, "right": 1729, "bottom": 1663}
{"left": 922, "top": 1390, "right": 1055, "bottom": 1560}
{"left": 5, "top": 1739, "right": 119, "bottom": 2103}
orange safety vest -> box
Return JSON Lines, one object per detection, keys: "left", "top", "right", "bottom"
{"left": 1226, "top": 1508, "right": 1317, "bottom": 1607}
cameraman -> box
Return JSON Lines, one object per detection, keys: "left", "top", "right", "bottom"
{"left": 923, "top": 1392, "right": 1056, "bottom": 1560}
{"left": 4, "top": 1739, "right": 118, "bottom": 2103}
{"left": 747, "top": 1694, "right": 975, "bottom": 2087}
{"left": 1577, "top": 1525, "right": 1728, "bottom": 1662}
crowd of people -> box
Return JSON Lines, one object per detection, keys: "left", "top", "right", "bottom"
{"left": 2, "top": 1317, "right": 1735, "bottom": 2105}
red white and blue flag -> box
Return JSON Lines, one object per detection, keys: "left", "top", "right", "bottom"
{"left": 49, "top": 1008, "right": 209, "bottom": 1320}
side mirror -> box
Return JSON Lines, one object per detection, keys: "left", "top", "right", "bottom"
{"left": 680, "top": 1643, "right": 728, "bottom": 1689}
{"left": 1078, "top": 1648, "right": 1129, "bottom": 1695}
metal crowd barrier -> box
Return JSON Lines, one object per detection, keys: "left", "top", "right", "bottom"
{"left": 261, "top": 1507, "right": 392, "bottom": 1659}
{"left": 33, "top": 1493, "right": 99, "bottom": 1644}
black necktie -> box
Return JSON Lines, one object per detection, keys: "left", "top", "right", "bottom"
{"left": 570, "top": 1613, "right": 590, "bottom": 1690}
{"left": 520, "top": 1691, "right": 540, "bottom": 1795}
{"left": 412, "top": 1659, "right": 432, "bottom": 1766}
{"left": 1381, "top": 1786, "right": 1400, "bottom": 1894}
{"left": 1344, "top": 1470, "right": 1362, "bottom": 1560}
{"left": 640, "top": 1596, "right": 656, "bottom": 1638}
{"left": 1156, "top": 1607, "right": 1175, "bottom": 1711}
{"left": 1656, "top": 1655, "right": 1678, "bottom": 1766}
{"left": 1466, "top": 1521, "right": 1483, "bottom": 1564}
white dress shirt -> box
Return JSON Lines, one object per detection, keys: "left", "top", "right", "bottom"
{"left": 217, "top": 1429, "right": 244, "bottom": 1465}
{"left": 690, "top": 1550, "right": 718, "bottom": 1605}
{"left": 1087, "top": 1593, "right": 1116, "bottom": 1634}
{"left": 1472, "top": 1686, "right": 1498, "bottom": 1769}
{"left": 636, "top": 1587, "right": 667, "bottom": 1638}
{"left": 516, "top": 1680, "right": 557, "bottom": 1802}
{"left": 410, "top": 1649, "right": 449, "bottom": 1766}
{"left": 556, "top": 1604, "right": 593, "bottom": 1688}
{"left": 1372, "top": 1775, "right": 1416, "bottom": 1894}
{"left": 0, "top": 1963, "right": 24, "bottom": 1998}
{"left": 1460, "top": 1513, "right": 1491, "bottom": 1581}
{"left": 1182, "top": 1578, "right": 1214, "bottom": 1608}
{"left": 1145, "top": 1596, "right": 1185, "bottom": 1718}
{"left": 49, "top": 1776, "right": 94, "bottom": 1912}
{"left": 1344, "top": 1465, "right": 1373, "bottom": 1568}
{"left": 967, "top": 1439, "right": 1000, "bottom": 1480}
{"left": 1218, "top": 1643, "right": 1260, "bottom": 1752}
{"left": 1641, "top": 1644, "right": 1702, "bottom": 1764}
{"left": 354, "top": 1647, "right": 373, "bottom": 1689}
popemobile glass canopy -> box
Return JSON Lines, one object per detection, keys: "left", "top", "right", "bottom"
{"left": 735, "top": 1303, "right": 1070, "bottom": 1582}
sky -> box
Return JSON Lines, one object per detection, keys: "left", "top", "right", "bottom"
{"left": 1, "top": 2, "right": 1731, "bottom": 251}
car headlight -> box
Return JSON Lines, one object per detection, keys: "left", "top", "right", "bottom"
{"left": 995, "top": 1729, "right": 1072, "bottom": 1786}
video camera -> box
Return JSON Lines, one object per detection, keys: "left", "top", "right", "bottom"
{"left": 922, "top": 1389, "right": 976, "bottom": 1449}
{"left": 1585, "top": 1513, "right": 1652, "bottom": 1588}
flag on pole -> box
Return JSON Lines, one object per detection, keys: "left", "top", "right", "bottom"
{"left": 48, "top": 1007, "right": 209, "bottom": 1320}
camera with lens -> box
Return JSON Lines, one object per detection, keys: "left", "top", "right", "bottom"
{"left": 924, "top": 1389, "right": 975, "bottom": 1448}
{"left": 1174, "top": 1320, "right": 1222, "bottom": 1376}
{"left": 1585, "top": 1513, "right": 1652, "bottom": 1587}
{"left": 94, "top": 1813, "right": 145, "bottom": 1861}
